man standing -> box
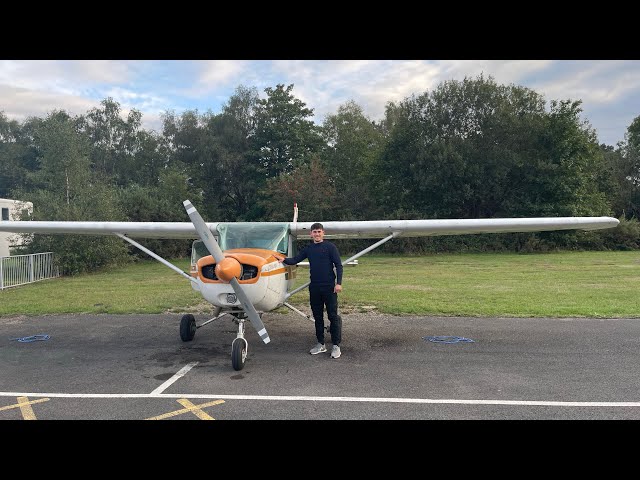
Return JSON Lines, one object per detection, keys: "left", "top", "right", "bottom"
{"left": 280, "top": 223, "right": 344, "bottom": 358}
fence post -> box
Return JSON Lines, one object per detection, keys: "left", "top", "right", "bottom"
{"left": 0, "top": 256, "right": 3, "bottom": 290}
{"left": 29, "top": 254, "right": 34, "bottom": 283}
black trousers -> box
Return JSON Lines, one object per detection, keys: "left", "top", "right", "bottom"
{"left": 309, "top": 284, "right": 341, "bottom": 345}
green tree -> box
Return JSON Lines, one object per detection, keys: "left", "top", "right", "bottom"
{"left": 115, "top": 168, "right": 194, "bottom": 259}
{"left": 601, "top": 117, "right": 640, "bottom": 221}
{"left": 223, "top": 84, "right": 259, "bottom": 138}
{"left": 0, "top": 112, "right": 37, "bottom": 198}
{"left": 378, "top": 75, "right": 611, "bottom": 221}
{"left": 532, "top": 99, "right": 610, "bottom": 217}
{"left": 617, "top": 115, "right": 640, "bottom": 218}
{"left": 26, "top": 110, "right": 91, "bottom": 206}
{"left": 128, "top": 129, "right": 170, "bottom": 187}
{"left": 260, "top": 157, "right": 337, "bottom": 221}
{"left": 80, "top": 98, "right": 145, "bottom": 185}
{"left": 320, "top": 101, "right": 387, "bottom": 219}
{"left": 13, "top": 110, "right": 128, "bottom": 274}
{"left": 251, "top": 84, "right": 324, "bottom": 178}
{"left": 379, "top": 101, "right": 404, "bottom": 137}
{"left": 161, "top": 109, "right": 208, "bottom": 172}
{"left": 204, "top": 86, "right": 263, "bottom": 220}
{"left": 598, "top": 143, "right": 626, "bottom": 217}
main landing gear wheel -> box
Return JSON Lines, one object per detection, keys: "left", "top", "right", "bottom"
{"left": 231, "top": 338, "right": 247, "bottom": 371}
{"left": 180, "top": 314, "right": 196, "bottom": 342}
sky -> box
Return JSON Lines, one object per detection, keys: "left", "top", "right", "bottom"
{"left": 0, "top": 60, "right": 638, "bottom": 147}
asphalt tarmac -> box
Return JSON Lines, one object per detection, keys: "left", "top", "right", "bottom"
{"left": 2, "top": 310, "right": 640, "bottom": 420}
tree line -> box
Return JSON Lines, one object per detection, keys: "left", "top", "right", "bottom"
{"left": 1, "top": 75, "right": 638, "bottom": 274}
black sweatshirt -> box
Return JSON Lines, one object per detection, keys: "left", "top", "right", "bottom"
{"left": 282, "top": 241, "right": 343, "bottom": 287}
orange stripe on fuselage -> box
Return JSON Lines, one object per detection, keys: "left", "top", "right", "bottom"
{"left": 262, "top": 267, "right": 286, "bottom": 277}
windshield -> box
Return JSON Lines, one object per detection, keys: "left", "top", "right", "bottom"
{"left": 217, "top": 222, "right": 289, "bottom": 253}
{"left": 191, "top": 223, "right": 290, "bottom": 266}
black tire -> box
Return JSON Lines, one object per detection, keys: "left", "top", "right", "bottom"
{"left": 180, "top": 314, "right": 196, "bottom": 342}
{"left": 231, "top": 339, "right": 247, "bottom": 371}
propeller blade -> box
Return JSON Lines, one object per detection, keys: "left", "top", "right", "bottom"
{"left": 230, "top": 277, "right": 270, "bottom": 344}
{"left": 183, "top": 200, "right": 224, "bottom": 263}
{"left": 183, "top": 200, "right": 270, "bottom": 344}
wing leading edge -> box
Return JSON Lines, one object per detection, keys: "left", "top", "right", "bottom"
{"left": 0, "top": 216, "right": 619, "bottom": 240}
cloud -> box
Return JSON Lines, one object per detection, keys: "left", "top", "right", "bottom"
{"left": 255, "top": 60, "right": 443, "bottom": 122}
{"left": 0, "top": 60, "right": 133, "bottom": 97}
{"left": 529, "top": 60, "right": 640, "bottom": 104}
{"left": 241, "top": 60, "right": 558, "bottom": 123}
{"left": 0, "top": 60, "right": 637, "bottom": 146}
{"left": 183, "top": 60, "right": 249, "bottom": 96}
{"left": 436, "top": 60, "right": 554, "bottom": 86}
{"left": 0, "top": 84, "right": 99, "bottom": 121}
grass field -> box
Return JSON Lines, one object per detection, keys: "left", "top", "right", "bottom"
{"left": 1, "top": 251, "right": 639, "bottom": 318}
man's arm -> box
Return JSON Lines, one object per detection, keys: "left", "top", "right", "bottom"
{"left": 277, "top": 247, "right": 307, "bottom": 265}
{"left": 330, "top": 243, "right": 343, "bottom": 292}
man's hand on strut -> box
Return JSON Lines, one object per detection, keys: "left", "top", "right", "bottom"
{"left": 334, "top": 284, "right": 342, "bottom": 293}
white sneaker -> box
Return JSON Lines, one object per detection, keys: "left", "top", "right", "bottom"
{"left": 310, "top": 343, "right": 327, "bottom": 355}
{"left": 331, "top": 345, "right": 341, "bottom": 359}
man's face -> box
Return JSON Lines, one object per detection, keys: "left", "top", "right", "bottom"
{"left": 311, "top": 228, "right": 325, "bottom": 243}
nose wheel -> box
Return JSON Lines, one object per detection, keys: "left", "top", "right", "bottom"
{"left": 231, "top": 315, "right": 248, "bottom": 371}
{"left": 232, "top": 337, "right": 248, "bottom": 370}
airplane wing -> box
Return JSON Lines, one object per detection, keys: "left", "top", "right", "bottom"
{"left": 0, "top": 216, "right": 619, "bottom": 239}
{"left": 290, "top": 217, "right": 620, "bottom": 239}
{"left": 0, "top": 221, "right": 201, "bottom": 239}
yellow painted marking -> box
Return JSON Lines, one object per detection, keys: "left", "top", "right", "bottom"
{"left": 19, "top": 396, "right": 38, "bottom": 420}
{"left": 145, "top": 399, "right": 225, "bottom": 420}
{"left": 176, "top": 399, "right": 216, "bottom": 420}
{"left": 0, "top": 397, "right": 49, "bottom": 419}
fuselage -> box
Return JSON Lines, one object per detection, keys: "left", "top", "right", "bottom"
{"left": 190, "top": 248, "right": 296, "bottom": 311}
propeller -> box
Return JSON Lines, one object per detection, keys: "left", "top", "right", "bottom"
{"left": 183, "top": 200, "right": 270, "bottom": 344}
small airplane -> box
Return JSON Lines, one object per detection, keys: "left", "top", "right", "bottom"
{"left": 0, "top": 202, "right": 619, "bottom": 370}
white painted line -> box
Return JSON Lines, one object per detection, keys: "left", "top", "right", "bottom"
{"left": 1, "top": 391, "right": 640, "bottom": 407}
{"left": 149, "top": 362, "right": 198, "bottom": 395}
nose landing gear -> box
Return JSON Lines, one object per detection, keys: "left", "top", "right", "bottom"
{"left": 178, "top": 308, "right": 259, "bottom": 371}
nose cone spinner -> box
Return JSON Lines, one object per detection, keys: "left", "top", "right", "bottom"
{"left": 215, "top": 257, "right": 242, "bottom": 282}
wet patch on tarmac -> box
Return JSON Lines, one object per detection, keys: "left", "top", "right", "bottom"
{"left": 147, "top": 345, "right": 225, "bottom": 364}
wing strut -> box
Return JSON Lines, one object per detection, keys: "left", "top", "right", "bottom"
{"left": 283, "top": 301, "right": 312, "bottom": 320}
{"left": 116, "top": 233, "right": 197, "bottom": 284}
{"left": 285, "top": 231, "right": 401, "bottom": 300}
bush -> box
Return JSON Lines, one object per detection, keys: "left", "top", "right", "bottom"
{"left": 596, "top": 217, "right": 640, "bottom": 250}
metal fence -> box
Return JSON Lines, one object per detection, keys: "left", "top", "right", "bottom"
{"left": 0, "top": 252, "right": 60, "bottom": 290}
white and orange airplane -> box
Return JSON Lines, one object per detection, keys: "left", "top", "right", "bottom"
{"left": 0, "top": 201, "right": 619, "bottom": 370}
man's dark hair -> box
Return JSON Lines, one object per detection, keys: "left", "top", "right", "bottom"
{"left": 310, "top": 222, "right": 324, "bottom": 231}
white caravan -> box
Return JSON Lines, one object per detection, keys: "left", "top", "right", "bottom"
{"left": 0, "top": 198, "right": 33, "bottom": 257}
